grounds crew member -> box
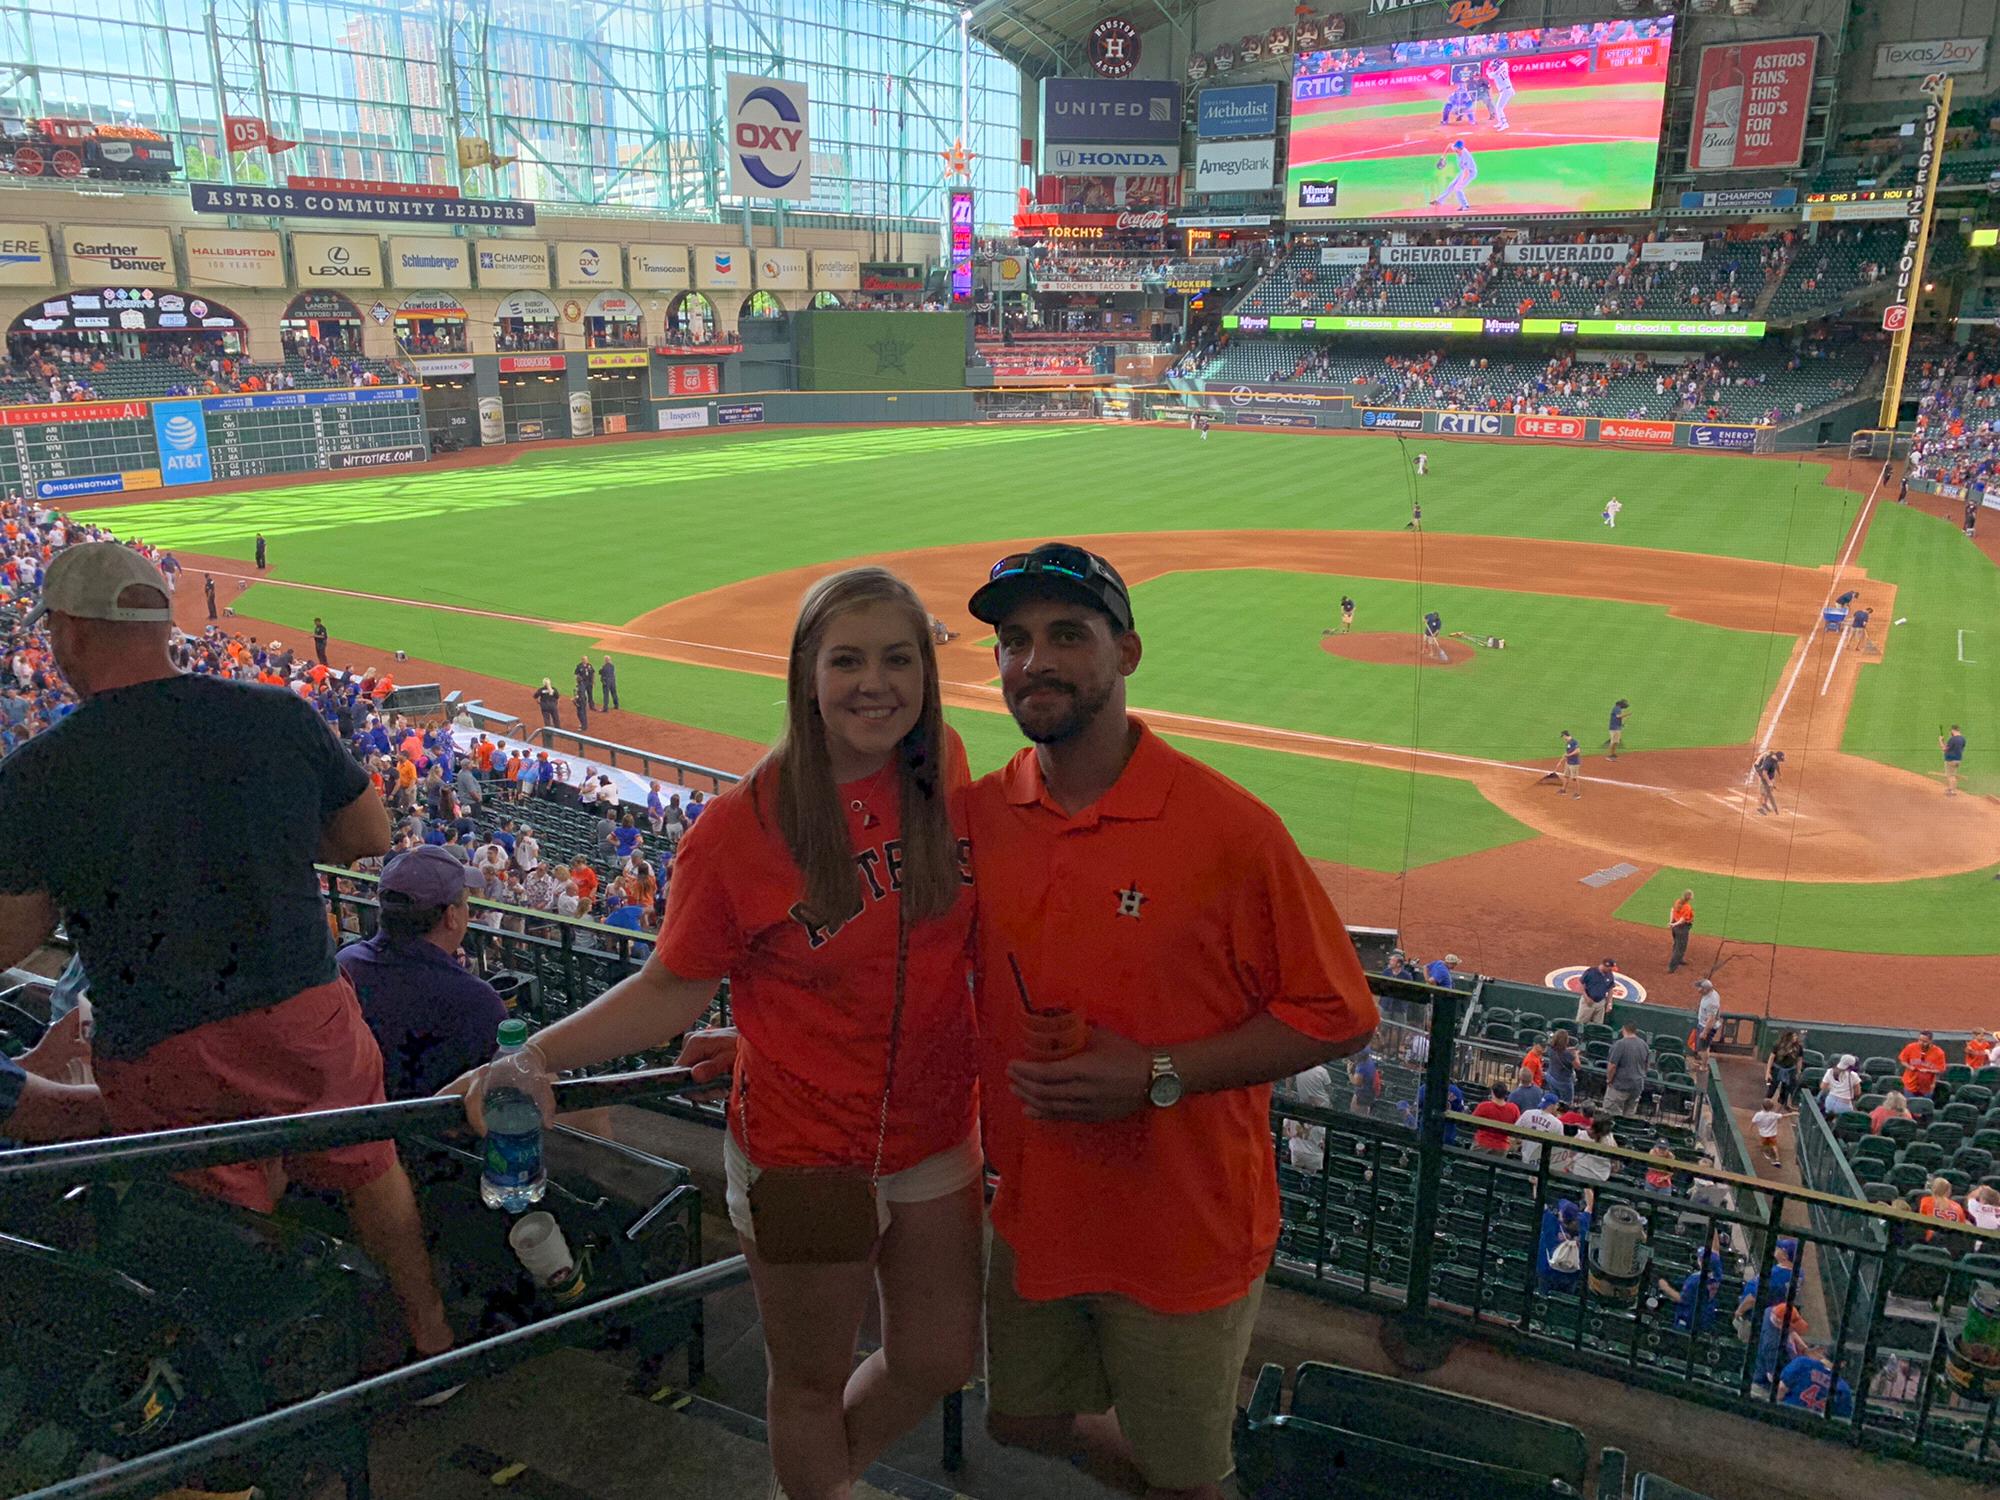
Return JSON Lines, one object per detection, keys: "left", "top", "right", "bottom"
{"left": 964, "top": 542, "right": 1380, "bottom": 1498}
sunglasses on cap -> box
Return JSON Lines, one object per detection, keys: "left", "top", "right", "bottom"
{"left": 973, "top": 544, "right": 1133, "bottom": 631}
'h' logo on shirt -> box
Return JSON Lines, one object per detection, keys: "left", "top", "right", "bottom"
{"left": 1114, "top": 881, "right": 1147, "bottom": 919}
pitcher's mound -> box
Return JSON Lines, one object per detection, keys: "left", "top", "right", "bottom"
{"left": 1320, "top": 630, "right": 1473, "bottom": 667}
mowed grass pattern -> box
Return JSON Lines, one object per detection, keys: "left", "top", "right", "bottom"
{"left": 1616, "top": 864, "right": 2000, "bottom": 957}
{"left": 1125, "top": 569, "right": 1790, "bottom": 759}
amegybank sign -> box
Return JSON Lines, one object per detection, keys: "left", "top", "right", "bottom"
{"left": 1193, "top": 139, "right": 1275, "bottom": 194}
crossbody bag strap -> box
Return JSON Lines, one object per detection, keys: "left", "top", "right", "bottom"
{"left": 868, "top": 894, "right": 911, "bottom": 1186}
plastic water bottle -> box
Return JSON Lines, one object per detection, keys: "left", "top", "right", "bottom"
{"left": 479, "top": 1019, "right": 548, "bottom": 1210}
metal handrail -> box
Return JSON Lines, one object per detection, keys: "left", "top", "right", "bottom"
{"left": 0, "top": 1066, "right": 697, "bottom": 1184}
{"left": 528, "top": 726, "right": 740, "bottom": 791}
{"left": 17, "top": 1256, "right": 752, "bottom": 1500}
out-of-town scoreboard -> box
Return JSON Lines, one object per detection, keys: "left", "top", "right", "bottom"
{"left": 0, "top": 387, "right": 428, "bottom": 499}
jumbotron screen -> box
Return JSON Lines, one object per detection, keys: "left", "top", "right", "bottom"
{"left": 1286, "top": 16, "right": 1674, "bottom": 222}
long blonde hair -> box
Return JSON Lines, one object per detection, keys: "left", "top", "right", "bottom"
{"left": 751, "top": 566, "right": 959, "bottom": 929}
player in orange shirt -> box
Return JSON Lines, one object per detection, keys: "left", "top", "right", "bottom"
{"left": 451, "top": 568, "right": 980, "bottom": 1500}
{"left": 961, "top": 544, "right": 1380, "bottom": 1498}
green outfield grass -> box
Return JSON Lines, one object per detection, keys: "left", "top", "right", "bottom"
{"left": 1843, "top": 501, "right": 1999, "bottom": 796}
{"left": 88, "top": 427, "right": 1852, "bottom": 628}
{"left": 237, "top": 583, "right": 1536, "bottom": 873}
{"left": 1615, "top": 864, "right": 2000, "bottom": 957}
{"left": 1127, "top": 568, "right": 1790, "bottom": 760}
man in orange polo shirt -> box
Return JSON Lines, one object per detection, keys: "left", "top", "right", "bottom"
{"left": 964, "top": 543, "right": 1379, "bottom": 1499}
{"left": 1899, "top": 1029, "right": 1946, "bottom": 1097}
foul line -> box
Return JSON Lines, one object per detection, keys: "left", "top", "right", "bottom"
{"left": 1755, "top": 464, "right": 1882, "bottom": 759}
{"left": 1959, "top": 628, "right": 1976, "bottom": 664}
{"left": 1819, "top": 618, "right": 1851, "bottom": 696}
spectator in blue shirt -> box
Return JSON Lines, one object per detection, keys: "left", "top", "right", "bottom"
{"left": 1655, "top": 1250, "right": 1724, "bottom": 1331}
{"left": 602, "top": 898, "right": 647, "bottom": 933}
{"left": 1735, "top": 1237, "right": 1798, "bottom": 1324}
{"left": 1575, "top": 957, "right": 1617, "bottom": 1026}
{"left": 613, "top": 814, "right": 643, "bottom": 860}
{"left": 1778, "top": 1348, "right": 1854, "bottom": 1417}
{"left": 1425, "top": 953, "right": 1459, "bottom": 988}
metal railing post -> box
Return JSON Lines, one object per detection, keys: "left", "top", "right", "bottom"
{"left": 1381, "top": 977, "right": 1463, "bottom": 1369}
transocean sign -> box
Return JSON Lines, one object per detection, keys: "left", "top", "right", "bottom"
{"left": 189, "top": 183, "right": 536, "bottom": 225}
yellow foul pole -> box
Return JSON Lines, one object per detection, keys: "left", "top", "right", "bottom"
{"left": 1876, "top": 74, "right": 1952, "bottom": 432}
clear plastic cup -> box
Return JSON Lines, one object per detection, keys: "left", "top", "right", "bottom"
{"left": 1019, "top": 1007, "right": 1088, "bottom": 1062}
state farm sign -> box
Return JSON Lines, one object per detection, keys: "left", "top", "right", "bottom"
{"left": 1518, "top": 415, "right": 1585, "bottom": 441}
{"left": 1598, "top": 418, "right": 1675, "bottom": 446}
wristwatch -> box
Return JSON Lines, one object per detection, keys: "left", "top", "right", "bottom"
{"left": 1147, "top": 1053, "right": 1185, "bottom": 1109}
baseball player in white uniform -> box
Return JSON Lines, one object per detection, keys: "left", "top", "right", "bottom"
{"left": 1482, "top": 56, "right": 1515, "bottom": 130}
{"left": 1603, "top": 496, "right": 1623, "bottom": 528}
{"left": 1432, "top": 140, "right": 1477, "bottom": 212}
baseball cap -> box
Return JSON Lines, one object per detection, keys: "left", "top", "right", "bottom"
{"left": 22, "top": 542, "right": 173, "bottom": 629}
{"left": 1695, "top": 978, "right": 1714, "bottom": 992}
{"left": 967, "top": 543, "right": 1134, "bottom": 632}
{"left": 379, "top": 845, "right": 475, "bottom": 908}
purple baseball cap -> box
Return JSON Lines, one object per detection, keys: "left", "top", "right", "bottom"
{"left": 380, "top": 845, "right": 475, "bottom": 907}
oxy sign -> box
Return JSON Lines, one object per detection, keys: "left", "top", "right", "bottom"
{"left": 727, "top": 74, "right": 811, "bottom": 201}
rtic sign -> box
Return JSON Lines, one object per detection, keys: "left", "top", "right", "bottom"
{"left": 1517, "top": 415, "right": 1585, "bottom": 440}
{"left": 1436, "top": 411, "right": 1502, "bottom": 436}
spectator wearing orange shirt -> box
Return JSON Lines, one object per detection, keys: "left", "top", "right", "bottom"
{"left": 1968, "top": 1028, "right": 1994, "bottom": 1071}
{"left": 960, "top": 543, "right": 1378, "bottom": 1499}
{"left": 1918, "top": 1178, "right": 1968, "bottom": 1242}
{"left": 1899, "top": 1030, "right": 1946, "bottom": 1097}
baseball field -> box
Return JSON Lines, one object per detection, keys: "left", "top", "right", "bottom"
{"left": 79, "top": 422, "right": 2000, "bottom": 1023}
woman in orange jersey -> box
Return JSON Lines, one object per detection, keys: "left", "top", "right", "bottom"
{"left": 451, "top": 567, "right": 977, "bottom": 1500}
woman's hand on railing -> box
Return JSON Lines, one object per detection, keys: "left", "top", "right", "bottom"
{"left": 439, "top": 1038, "right": 558, "bottom": 1133}
{"left": 674, "top": 1026, "right": 739, "bottom": 1100}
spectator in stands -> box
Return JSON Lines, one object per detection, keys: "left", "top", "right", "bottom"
{"left": 1766, "top": 1029, "right": 1806, "bottom": 1111}
{"left": 0, "top": 1008, "right": 106, "bottom": 1141}
{"left": 1870, "top": 1091, "right": 1913, "bottom": 1134}
{"left": 1655, "top": 1249, "right": 1724, "bottom": 1332}
{"left": 1967, "top": 1028, "right": 1994, "bottom": 1071}
{"left": 1543, "top": 1028, "right": 1578, "bottom": 1104}
{"left": 1381, "top": 949, "right": 1418, "bottom": 982}
{"left": 1283, "top": 1061, "right": 1335, "bottom": 1173}
{"left": 1734, "top": 1237, "right": 1798, "bottom": 1328}
{"left": 1565, "top": 1116, "right": 1618, "bottom": 1206}
{"left": 0, "top": 543, "right": 453, "bottom": 1362}
{"left": 1690, "top": 979, "right": 1722, "bottom": 1074}
{"left": 1778, "top": 1346, "right": 1854, "bottom": 1417}
{"left": 1348, "top": 1045, "right": 1382, "bottom": 1115}
{"left": 1602, "top": 1022, "right": 1650, "bottom": 1117}
{"left": 1515, "top": 1092, "right": 1566, "bottom": 1171}
{"left": 1918, "top": 1177, "right": 1968, "bottom": 1240}
{"left": 450, "top": 567, "right": 983, "bottom": 1500}
{"left": 1425, "top": 952, "right": 1459, "bottom": 988}
{"left": 1537, "top": 1199, "right": 1589, "bottom": 1293}
{"left": 1966, "top": 1184, "right": 2000, "bottom": 1232}
{"left": 1574, "top": 958, "right": 1616, "bottom": 1027}
{"left": 1817, "top": 1054, "right": 1863, "bottom": 1115}
{"left": 337, "top": 846, "right": 509, "bottom": 1100}
{"left": 1751, "top": 1101, "right": 1784, "bottom": 1166}
{"left": 1753, "top": 1303, "right": 1810, "bottom": 1389}
{"left": 1520, "top": 1034, "right": 1545, "bottom": 1088}
{"left": 1507, "top": 1067, "right": 1545, "bottom": 1113}
{"left": 1471, "top": 1080, "right": 1520, "bottom": 1151}
{"left": 1899, "top": 1029, "right": 1946, "bottom": 1098}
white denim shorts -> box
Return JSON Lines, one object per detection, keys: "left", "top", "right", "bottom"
{"left": 722, "top": 1128, "right": 983, "bottom": 1242}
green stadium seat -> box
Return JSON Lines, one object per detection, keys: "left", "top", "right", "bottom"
{"left": 1633, "top": 1475, "right": 1716, "bottom": 1500}
{"left": 1973, "top": 1068, "right": 2000, "bottom": 1089}
{"left": 1885, "top": 1163, "right": 1928, "bottom": 1194}
{"left": 1855, "top": 1092, "right": 1884, "bottom": 1114}
{"left": 1880, "top": 1118, "right": 1919, "bottom": 1148}
{"left": 1832, "top": 1112, "right": 1870, "bottom": 1144}
{"left": 1954, "top": 1084, "right": 1993, "bottom": 1111}
{"left": 1939, "top": 1170, "right": 1971, "bottom": 1197}
{"left": 1799, "top": 1049, "right": 1825, "bottom": 1072}
{"left": 1951, "top": 1147, "right": 1992, "bottom": 1178}
{"left": 1943, "top": 1064, "right": 1973, "bottom": 1087}
{"left": 1862, "top": 1183, "right": 1896, "bottom": 1204}
{"left": 1940, "top": 1103, "right": 1980, "bottom": 1128}
{"left": 1971, "top": 1129, "right": 2000, "bottom": 1154}
{"left": 1899, "top": 1142, "right": 1945, "bottom": 1171}
{"left": 1853, "top": 1134, "right": 1896, "bottom": 1164}
{"left": 1582, "top": 1024, "right": 1614, "bottom": 1042}
{"left": 1925, "top": 1122, "right": 1964, "bottom": 1153}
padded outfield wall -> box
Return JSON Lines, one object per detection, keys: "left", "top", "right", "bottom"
{"left": 792, "top": 310, "right": 971, "bottom": 391}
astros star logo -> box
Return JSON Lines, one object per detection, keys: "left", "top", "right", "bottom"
{"left": 867, "top": 334, "right": 914, "bottom": 374}
{"left": 1114, "top": 880, "right": 1147, "bottom": 919}
{"left": 940, "top": 138, "right": 976, "bottom": 180}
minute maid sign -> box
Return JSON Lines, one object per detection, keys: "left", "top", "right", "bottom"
{"left": 152, "top": 401, "right": 213, "bottom": 486}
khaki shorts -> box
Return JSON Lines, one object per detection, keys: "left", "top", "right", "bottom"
{"left": 721, "top": 1129, "right": 982, "bottom": 1242}
{"left": 985, "top": 1232, "right": 1263, "bottom": 1492}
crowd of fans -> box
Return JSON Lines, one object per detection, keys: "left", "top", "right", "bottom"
{"left": 1907, "top": 339, "right": 2000, "bottom": 497}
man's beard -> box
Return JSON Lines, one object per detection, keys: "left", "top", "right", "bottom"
{"left": 1005, "top": 676, "right": 1114, "bottom": 745}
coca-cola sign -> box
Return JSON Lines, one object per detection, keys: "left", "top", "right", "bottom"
{"left": 1014, "top": 209, "right": 1169, "bottom": 234}
{"left": 1116, "top": 209, "right": 1167, "bottom": 230}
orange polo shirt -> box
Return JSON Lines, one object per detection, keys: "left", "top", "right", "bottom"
{"left": 1670, "top": 897, "right": 1694, "bottom": 928}
{"left": 1899, "top": 1041, "right": 1946, "bottom": 1096}
{"left": 1968, "top": 1036, "right": 1993, "bottom": 1070}
{"left": 968, "top": 721, "right": 1379, "bottom": 1315}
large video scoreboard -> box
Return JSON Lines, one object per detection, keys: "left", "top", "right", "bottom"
{"left": 0, "top": 388, "right": 428, "bottom": 500}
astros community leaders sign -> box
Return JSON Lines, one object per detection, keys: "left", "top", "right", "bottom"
{"left": 189, "top": 182, "right": 535, "bottom": 225}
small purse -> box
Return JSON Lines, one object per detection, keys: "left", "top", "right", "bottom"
{"left": 746, "top": 904, "right": 909, "bottom": 1265}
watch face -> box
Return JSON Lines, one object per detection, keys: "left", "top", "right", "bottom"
{"left": 1149, "top": 1072, "right": 1185, "bottom": 1108}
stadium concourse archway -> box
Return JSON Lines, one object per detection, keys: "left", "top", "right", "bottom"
{"left": 661, "top": 290, "right": 719, "bottom": 342}
{"left": 279, "top": 290, "right": 362, "bottom": 359}
{"left": 741, "top": 290, "right": 787, "bottom": 324}
{"left": 8, "top": 288, "right": 249, "bottom": 359}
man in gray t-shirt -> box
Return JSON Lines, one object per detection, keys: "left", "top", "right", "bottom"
{"left": 1603, "top": 1023, "right": 1651, "bottom": 1117}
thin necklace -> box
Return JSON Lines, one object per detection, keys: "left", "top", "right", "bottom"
{"left": 846, "top": 762, "right": 894, "bottom": 830}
